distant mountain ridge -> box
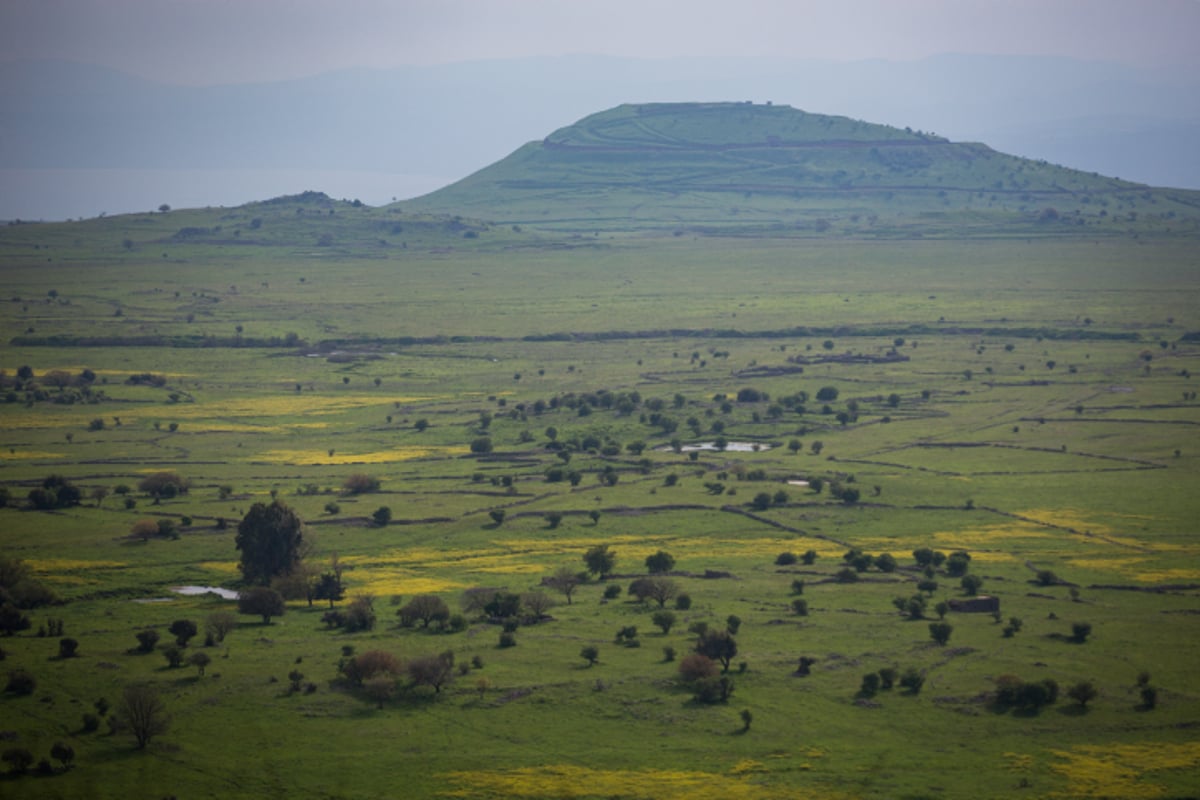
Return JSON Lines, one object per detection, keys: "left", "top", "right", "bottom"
{"left": 2, "top": 54, "right": 1198, "bottom": 222}
{"left": 403, "top": 102, "right": 1200, "bottom": 235}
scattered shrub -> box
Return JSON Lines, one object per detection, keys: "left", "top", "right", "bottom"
{"left": 342, "top": 650, "right": 402, "bottom": 685}
{"left": 135, "top": 629, "right": 159, "bottom": 653}
{"left": 899, "top": 668, "right": 925, "bottom": 694}
{"left": 5, "top": 669, "right": 36, "bottom": 695}
{"left": 652, "top": 610, "right": 677, "bottom": 634}
{"left": 342, "top": 473, "right": 381, "bottom": 494}
{"left": 678, "top": 653, "right": 719, "bottom": 683}
{"left": 2, "top": 747, "right": 34, "bottom": 775}
{"left": 168, "top": 619, "right": 198, "bottom": 647}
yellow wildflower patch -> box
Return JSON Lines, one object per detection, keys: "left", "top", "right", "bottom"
{"left": 469, "top": 563, "right": 546, "bottom": 575}
{"left": 1048, "top": 741, "right": 1200, "bottom": 798}
{"left": 197, "top": 561, "right": 241, "bottom": 576}
{"left": 1004, "top": 752, "right": 1034, "bottom": 773}
{"left": 351, "top": 575, "right": 465, "bottom": 597}
{"left": 961, "top": 550, "right": 1017, "bottom": 563}
{"left": 1017, "top": 508, "right": 1112, "bottom": 534}
{"left": 439, "top": 764, "right": 842, "bottom": 800}
{"left": 1134, "top": 568, "right": 1200, "bottom": 583}
{"left": 256, "top": 446, "right": 465, "bottom": 465}
{"left": 729, "top": 759, "right": 766, "bottom": 775}
{"left": 27, "top": 558, "right": 127, "bottom": 572}
{"left": 1067, "top": 556, "right": 1147, "bottom": 572}
{"left": 139, "top": 394, "right": 417, "bottom": 418}
{"left": 0, "top": 450, "right": 65, "bottom": 460}
{"left": 181, "top": 421, "right": 330, "bottom": 434}
{"left": 39, "top": 575, "right": 94, "bottom": 586}
{"left": 930, "top": 525, "right": 1054, "bottom": 548}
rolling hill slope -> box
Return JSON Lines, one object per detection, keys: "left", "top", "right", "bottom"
{"left": 404, "top": 102, "right": 1200, "bottom": 235}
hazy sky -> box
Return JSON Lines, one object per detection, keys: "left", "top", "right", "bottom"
{"left": 3, "top": 0, "right": 1198, "bottom": 85}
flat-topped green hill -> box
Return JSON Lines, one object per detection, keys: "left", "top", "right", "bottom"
{"left": 404, "top": 102, "right": 1200, "bottom": 235}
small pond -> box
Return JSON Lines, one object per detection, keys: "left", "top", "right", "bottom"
{"left": 172, "top": 585, "right": 239, "bottom": 600}
{"left": 655, "top": 441, "right": 773, "bottom": 453}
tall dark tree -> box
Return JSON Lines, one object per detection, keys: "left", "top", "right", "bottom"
{"left": 235, "top": 501, "right": 304, "bottom": 585}
{"left": 583, "top": 544, "right": 616, "bottom": 579}
{"left": 168, "top": 619, "right": 197, "bottom": 648}
{"left": 645, "top": 550, "right": 676, "bottom": 574}
{"left": 695, "top": 629, "right": 738, "bottom": 673}
{"left": 314, "top": 573, "right": 345, "bottom": 608}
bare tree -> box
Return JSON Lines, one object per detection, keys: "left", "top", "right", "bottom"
{"left": 364, "top": 676, "right": 396, "bottom": 709}
{"left": 205, "top": 611, "right": 237, "bottom": 643}
{"left": 115, "top": 684, "right": 170, "bottom": 749}
{"left": 546, "top": 566, "right": 582, "bottom": 605}
{"left": 522, "top": 591, "right": 554, "bottom": 620}
{"left": 407, "top": 652, "right": 455, "bottom": 694}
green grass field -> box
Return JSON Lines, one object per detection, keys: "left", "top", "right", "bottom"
{"left": 1, "top": 179, "right": 1199, "bottom": 800}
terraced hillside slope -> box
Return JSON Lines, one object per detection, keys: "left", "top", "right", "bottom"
{"left": 405, "top": 102, "right": 1200, "bottom": 235}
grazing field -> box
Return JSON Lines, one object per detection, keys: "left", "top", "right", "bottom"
{"left": 0, "top": 197, "right": 1198, "bottom": 799}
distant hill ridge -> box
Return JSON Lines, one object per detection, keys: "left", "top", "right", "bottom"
{"left": 405, "top": 102, "right": 1200, "bottom": 235}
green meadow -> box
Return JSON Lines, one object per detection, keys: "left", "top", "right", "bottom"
{"left": 2, "top": 103, "right": 1200, "bottom": 798}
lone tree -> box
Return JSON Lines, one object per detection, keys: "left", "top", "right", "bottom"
{"left": 2, "top": 747, "right": 34, "bottom": 775}
{"left": 695, "top": 629, "right": 738, "bottom": 672}
{"left": 929, "top": 621, "right": 954, "bottom": 646}
{"left": 629, "top": 576, "right": 678, "bottom": 608}
{"left": 645, "top": 550, "right": 676, "bottom": 574}
{"left": 205, "top": 611, "right": 236, "bottom": 643}
{"left": 235, "top": 501, "right": 304, "bottom": 585}
{"left": 138, "top": 471, "right": 190, "bottom": 499}
{"left": 115, "top": 684, "right": 170, "bottom": 749}
{"left": 50, "top": 741, "right": 74, "bottom": 771}
{"left": 546, "top": 566, "right": 582, "bottom": 605}
{"left": 398, "top": 595, "right": 450, "bottom": 628}
{"left": 652, "top": 610, "right": 677, "bottom": 634}
{"left": 407, "top": 652, "right": 455, "bottom": 694}
{"left": 238, "top": 587, "right": 286, "bottom": 624}
{"left": 583, "top": 544, "right": 616, "bottom": 579}
{"left": 188, "top": 651, "right": 211, "bottom": 677}
{"left": 314, "top": 573, "right": 345, "bottom": 608}
{"left": 1067, "top": 680, "right": 1099, "bottom": 708}
{"left": 168, "top": 619, "right": 198, "bottom": 648}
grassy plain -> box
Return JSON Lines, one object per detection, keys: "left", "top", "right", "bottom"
{"left": 0, "top": 197, "right": 1198, "bottom": 799}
